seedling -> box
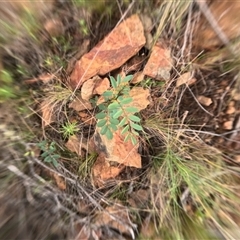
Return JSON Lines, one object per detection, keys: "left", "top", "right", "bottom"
{"left": 60, "top": 121, "right": 79, "bottom": 139}
{"left": 95, "top": 74, "right": 143, "bottom": 145}
{"left": 37, "top": 140, "right": 60, "bottom": 168}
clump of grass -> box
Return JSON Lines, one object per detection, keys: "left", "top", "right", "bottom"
{"left": 153, "top": 0, "right": 193, "bottom": 47}
{"left": 78, "top": 152, "right": 97, "bottom": 180}
{"left": 39, "top": 83, "right": 74, "bottom": 112}
{"left": 143, "top": 115, "right": 240, "bottom": 239}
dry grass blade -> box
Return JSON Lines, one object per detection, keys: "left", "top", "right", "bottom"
{"left": 153, "top": 1, "right": 193, "bottom": 46}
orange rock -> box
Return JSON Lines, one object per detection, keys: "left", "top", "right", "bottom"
{"left": 65, "top": 135, "right": 83, "bottom": 157}
{"left": 131, "top": 71, "right": 145, "bottom": 84}
{"left": 129, "top": 87, "right": 150, "bottom": 111}
{"left": 143, "top": 43, "right": 173, "bottom": 81}
{"left": 81, "top": 78, "right": 96, "bottom": 101}
{"left": 93, "top": 77, "right": 110, "bottom": 95}
{"left": 94, "top": 128, "right": 142, "bottom": 168}
{"left": 69, "top": 94, "right": 93, "bottom": 112}
{"left": 78, "top": 112, "right": 96, "bottom": 125}
{"left": 70, "top": 14, "right": 145, "bottom": 89}
{"left": 92, "top": 153, "right": 125, "bottom": 187}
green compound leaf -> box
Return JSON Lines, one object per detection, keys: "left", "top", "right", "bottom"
{"left": 108, "top": 101, "right": 120, "bottom": 110}
{"left": 110, "top": 108, "right": 118, "bottom": 116}
{"left": 118, "top": 117, "right": 127, "bottom": 127}
{"left": 96, "top": 112, "right": 106, "bottom": 119}
{"left": 110, "top": 76, "right": 117, "bottom": 88}
{"left": 49, "top": 143, "right": 55, "bottom": 150}
{"left": 41, "top": 151, "right": 49, "bottom": 158}
{"left": 125, "top": 106, "right": 139, "bottom": 113}
{"left": 44, "top": 156, "right": 53, "bottom": 163}
{"left": 37, "top": 140, "right": 47, "bottom": 149}
{"left": 109, "top": 123, "right": 118, "bottom": 131}
{"left": 119, "top": 97, "right": 132, "bottom": 105}
{"left": 124, "top": 133, "right": 131, "bottom": 142}
{"left": 106, "top": 128, "right": 113, "bottom": 139}
{"left": 89, "top": 97, "right": 98, "bottom": 107}
{"left": 98, "top": 103, "right": 106, "bottom": 111}
{"left": 97, "top": 119, "right": 107, "bottom": 127}
{"left": 117, "top": 74, "right": 121, "bottom": 85}
{"left": 51, "top": 155, "right": 60, "bottom": 166}
{"left": 113, "top": 109, "right": 123, "bottom": 119}
{"left": 131, "top": 122, "right": 143, "bottom": 131}
{"left": 122, "top": 75, "right": 133, "bottom": 83}
{"left": 52, "top": 158, "right": 59, "bottom": 168}
{"left": 103, "top": 90, "right": 113, "bottom": 97}
{"left": 100, "top": 125, "right": 108, "bottom": 135}
{"left": 121, "top": 125, "right": 129, "bottom": 135}
{"left": 103, "top": 90, "right": 113, "bottom": 99}
{"left": 109, "top": 118, "right": 119, "bottom": 125}
{"left": 131, "top": 129, "right": 139, "bottom": 136}
{"left": 121, "top": 86, "right": 130, "bottom": 94}
{"left": 93, "top": 74, "right": 142, "bottom": 141}
{"left": 117, "top": 95, "right": 123, "bottom": 101}
{"left": 130, "top": 136, "right": 138, "bottom": 145}
{"left": 129, "top": 115, "right": 141, "bottom": 122}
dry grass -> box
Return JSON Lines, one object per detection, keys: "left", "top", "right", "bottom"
{"left": 143, "top": 115, "right": 240, "bottom": 239}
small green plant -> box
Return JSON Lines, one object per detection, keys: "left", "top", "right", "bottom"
{"left": 95, "top": 74, "right": 143, "bottom": 145}
{"left": 0, "top": 69, "right": 16, "bottom": 101}
{"left": 16, "top": 64, "right": 29, "bottom": 77}
{"left": 79, "top": 19, "right": 89, "bottom": 36}
{"left": 37, "top": 140, "right": 60, "bottom": 168}
{"left": 60, "top": 121, "right": 79, "bottom": 139}
{"left": 44, "top": 54, "right": 67, "bottom": 69}
{"left": 78, "top": 152, "right": 97, "bottom": 180}
{"left": 141, "top": 77, "right": 165, "bottom": 88}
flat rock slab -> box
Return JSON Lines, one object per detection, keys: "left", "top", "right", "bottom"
{"left": 94, "top": 129, "right": 142, "bottom": 169}
{"left": 143, "top": 43, "right": 172, "bottom": 81}
{"left": 70, "top": 14, "right": 146, "bottom": 89}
